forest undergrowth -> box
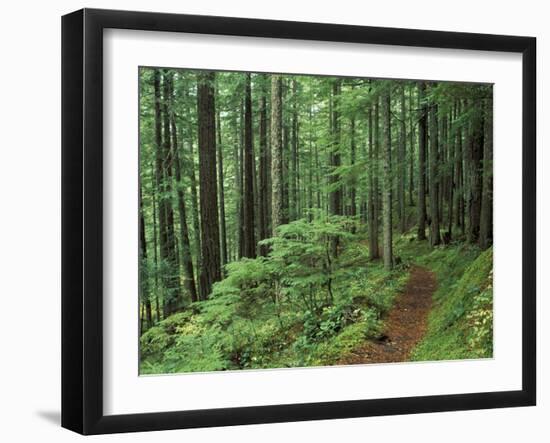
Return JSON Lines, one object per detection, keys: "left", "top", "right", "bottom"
{"left": 140, "top": 223, "right": 493, "bottom": 374}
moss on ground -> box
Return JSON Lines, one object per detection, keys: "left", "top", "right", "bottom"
{"left": 393, "top": 235, "right": 494, "bottom": 361}
{"left": 140, "top": 232, "right": 493, "bottom": 374}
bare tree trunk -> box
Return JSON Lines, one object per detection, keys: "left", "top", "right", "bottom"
{"left": 182, "top": 87, "right": 202, "bottom": 290}
{"left": 417, "top": 82, "right": 427, "bottom": 240}
{"left": 172, "top": 116, "right": 198, "bottom": 303}
{"left": 139, "top": 185, "right": 153, "bottom": 328}
{"left": 462, "top": 100, "right": 471, "bottom": 237}
{"left": 216, "top": 107, "right": 228, "bottom": 271}
{"left": 455, "top": 108, "right": 464, "bottom": 235}
{"left": 368, "top": 105, "right": 379, "bottom": 259}
{"left": 290, "top": 78, "right": 299, "bottom": 221}
{"left": 408, "top": 86, "right": 415, "bottom": 206}
{"left": 479, "top": 97, "right": 493, "bottom": 249}
{"left": 329, "top": 80, "right": 343, "bottom": 257}
{"left": 243, "top": 73, "right": 256, "bottom": 258}
{"left": 350, "top": 116, "right": 357, "bottom": 223}
{"left": 447, "top": 106, "right": 455, "bottom": 239}
{"left": 150, "top": 173, "right": 161, "bottom": 322}
{"left": 160, "top": 71, "right": 181, "bottom": 315}
{"left": 373, "top": 96, "right": 381, "bottom": 258}
{"left": 197, "top": 71, "right": 221, "bottom": 300}
{"left": 271, "top": 75, "right": 284, "bottom": 232}
{"left": 468, "top": 99, "right": 484, "bottom": 244}
{"left": 258, "top": 76, "right": 270, "bottom": 254}
{"left": 429, "top": 86, "right": 441, "bottom": 247}
{"left": 382, "top": 85, "right": 393, "bottom": 270}
{"left": 398, "top": 84, "right": 406, "bottom": 233}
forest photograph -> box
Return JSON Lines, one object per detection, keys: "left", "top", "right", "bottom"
{"left": 138, "top": 67, "right": 493, "bottom": 375}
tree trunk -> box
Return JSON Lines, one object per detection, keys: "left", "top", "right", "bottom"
{"left": 455, "top": 107, "right": 464, "bottom": 235}
{"left": 197, "top": 71, "right": 222, "bottom": 300}
{"left": 182, "top": 87, "right": 202, "bottom": 290}
{"left": 139, "top": 185, "right": 153, "bottom": 328}
{"left": 372, "top": 96, "right": 381, "bottom": 258}
{"left": 350, "top": 116, "right": 357, "bottom": 222}
{"left": 271, "top": 75, "right": 284, "bottom": 231}
{"left": 382, "top": 85, "right": 393, "bottom": 270}
{"left": 468, "top": 100, "right": 484, "bottom": 244}
{"left": 329, "top": 80, "right": 343, "bottom": 257}
{"left": 368, "top": 104, "right": 379, "bottom": 260}
{"left": 462, "top": 100, "right": 471, "bottom": 237}
{"left": 479, "top": 97, "right": 493, "bottom": 249}
{"left": 258, "top": 76, "right": 270, "bottom": 254}
{"left": 398, "top": 84, "right": 406, "bottom": 233}
{"left": 447, "top": 106, "right": 455, "bottom": 238}
{"left": 417, "top": 83, "right": 427, "bottom": 241}
{"left": 428, "top": 87, "right": 441, "bottom": 246}
{"left": 243, "top": 73, "right": 257, "bottom": 258}
{"left": 290, "top": 78, "right": 299, "bottom": 221}
{"left": 215, "top": 107, "right": 228, "bottom": 272}
{"left": 408, "top": 86, "right": 415, "bottom": 206}
{"left": 238, "top": 99, "right": 245, "bottom": 258}
{"left": 160, "top": 71, "right": 181, "bottom": 316}
{"left": 330, "top": 80, "right": 342, "bottom": 218}
{"left": 282, "top": 80, "right": 290, "bottom": 225}
{"left": 150, "top": 173, "right": 161, "bottom": 322}
{"left": 171, "top": 115, "right": 198, "bottom": 303}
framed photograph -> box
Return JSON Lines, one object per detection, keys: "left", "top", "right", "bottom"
{"left": 62, "top": 8, "right": 536, "bottom": 435}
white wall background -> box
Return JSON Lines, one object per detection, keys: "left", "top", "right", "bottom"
{"left": 0, "top": 0, "right": 545, "bottom": 441}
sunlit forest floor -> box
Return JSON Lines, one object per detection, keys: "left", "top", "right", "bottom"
{"left": 139, "top": 231, "right": 493, "bottom": 375}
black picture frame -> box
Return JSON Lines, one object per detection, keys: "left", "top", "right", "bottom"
{"left": 61, "top": 8, "right": 536, "bottom": 435}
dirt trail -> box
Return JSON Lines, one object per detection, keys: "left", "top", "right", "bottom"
{"left": 339, "top": 265, "right": 437, "bottom": 365}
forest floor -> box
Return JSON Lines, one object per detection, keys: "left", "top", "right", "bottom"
{"left": 339, "top": 265, "right": 436, "bottom": 365}
{"left": 140, "top": 235, "right": 493, "bottom": 374}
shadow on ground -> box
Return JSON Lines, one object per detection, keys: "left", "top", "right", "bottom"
{"left": 36, "top": 410, "right": 60, "bottom": 426}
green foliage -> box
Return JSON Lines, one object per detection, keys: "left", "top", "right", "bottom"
{"left": 410, "top": 246, "right": 493, "bottom": 361}
{"left": 139, "top": 226, "right": 414, "bottom": 374}
{"left": 138, "top": 66, "right": 494, "bottom": 374}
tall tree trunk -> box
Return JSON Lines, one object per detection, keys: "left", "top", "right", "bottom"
{"left": 329, "top": 80, "right": 343, "bottom": 257}
{"left": 454, "top": 101, "right": 464, "bottom": 235}
{"left": 290, "top": 78, "right": 299, "bottom": 221}
{"left": 271, "top": 75, "right": 284, "bottom": 231}
{"left": 171, "top": 113, "right": 198, "bottom": 303}
{"left": 308, "top": 103, "right": 314, "bottom": 222}
{"left": 408, "top": 86, "right": 415, "bottom": 206}
{"left": 243, "top": 73, "right": 257, "bottom": 258}
{"left": 153, "top": 69, "right": 168, "bottom": 314}
{"left": 160, "top": 71, "right": 181, "bottom": 316}
{"left": 216, "top": 106, "right": 228, "bottom": 269}
{"left": 150, "top": 173, "right": 161, "bottom": 323}
{"left": 281, "top": 80, "right": 290, "bottom": 224}
{"left": 382, "top": 85, "right": 393, "bottom": 270}
{"left": 139, "top": 185, "right": 153, "bottom": 328}
{"left": 398, "top": 84, "right": 406, "bottom": 233}
{"left": 350, "top": 116, "right": 357, "bottom": 222}
{"left": 167, "top": 74, "right": 197, "bottom": 304}
{"left": 372, "top": 96, "right": 381, "bottom": 257}
{"left": 462, "top": 100, "right": 471, "bottom": 237}
{"left": 183, "top": 87, "right": 202, "bottom": 290}
{"left": 368, "top": 105, "right": 379, "bottom": 260}
{"left": 197, "top": 71, "right": 221, "bottom": 300}
{"left": 439, "top": 113, "right": 446, "bottom": 227}
{"left": 468, "top": 99, "right": 484, "bottom": 244}
{"left": 429, "top": 87, "right": 441, "bottom": 246}
{"left": 238, "top": 99, "right": 245, "bottom": 258}
{"left": 258, "top": 76, "right": 270, "bottom": 254}
{"left": 447, "top": 106, "right": 455, "bottom": 238}
{"left": 417, "top": 82, "right": 427, "bottom": 240}
{"left": 479, "top": 96, "right": 493, "bottom": 249}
